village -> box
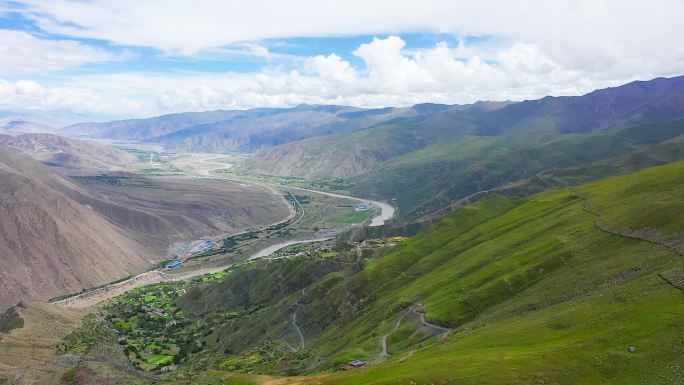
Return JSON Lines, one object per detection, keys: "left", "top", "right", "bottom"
{"left": 60, "top": 235, "right": 407, "bottom": 375}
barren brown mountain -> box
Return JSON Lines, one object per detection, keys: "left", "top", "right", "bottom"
{"left": 0, "top": 133, "right": 137, "bottom": 175}
{"left": 0, "top": 144, "right": 291, "bottom": 311}
{"left": 0, "top": 145, "right": 152, "bottom": 310}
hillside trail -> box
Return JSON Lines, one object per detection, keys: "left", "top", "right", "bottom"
{"left": 291, "top": 288, "right": 306, "bottom": 351}
{"left": 378, "top": 304, "right": 451, "bottom": 360}
{"left": 378, "top": 305, "right": 415, "bottom": 359}
{"left": 413, "top": 303, "right": 450, "bottom": 339}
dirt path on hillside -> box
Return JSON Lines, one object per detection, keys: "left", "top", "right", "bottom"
{"left": 378, "top": 304, "right": 451, "bottom": 359}
{"left": 292, "top": 305, "right": 305, "bottom": 351}
{"left": 291, "top": 288, "right": 307, "bottom": 351}
{"left": 379, "top": 306, "right": 415, "bottom": 359}
{"left": 413, "top": 304, "right": 450, "bottom": 338}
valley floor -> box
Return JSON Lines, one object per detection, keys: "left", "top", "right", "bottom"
{"left": 51, "top": 152, "right": 395, "bottom": 311}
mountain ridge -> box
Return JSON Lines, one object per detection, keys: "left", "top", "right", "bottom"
{"left": 0, "top": 133, "right": 137, "bottom": 175}
{"left": 245, "top": 75, "right": 684, "bottom": 180}
{"left": 0, "top": 145, "right": 152, "bottom": 311}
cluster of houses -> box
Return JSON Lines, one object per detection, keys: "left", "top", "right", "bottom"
{"left": 195, "top": 239, "right": 214, "bottom": 253}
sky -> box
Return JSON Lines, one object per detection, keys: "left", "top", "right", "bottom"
{"left": 1, "top": 0, "right": 684, "bottom": 122}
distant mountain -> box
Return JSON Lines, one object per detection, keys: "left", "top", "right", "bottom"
{"left": 0, "top": 108, "right": 105, "bottom": 128}
{"left": 243, "top": 123, "right": 422, "bottom": 178}
{"left": 0, "top": 133, "right": 137, "bottom": 175}
{"left": 59, "top": 103, "right": 468, "bottom": 152}
{"left": 246, "top": 76, "right": 684, "bottom": 180}
{"left": 242, "top": 102, "right": 516, "bottom": 178}
{"left": 474, "top": 75, "right": 684, "bottom": 135}
{"left": 152, "top": 105, "right": 364, "bottom": 152}
{"left": 0, "top": 146, "right": 151, "bottom": 310}
{"left": 0, "top": 119, "right": 55, "bottom": 134}
{"left": 62, "top": 109, "right": 245, "bottom": 141}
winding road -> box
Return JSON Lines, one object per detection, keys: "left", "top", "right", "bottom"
{"left": 412, "top": 304, "right": 450, "bottom": 336}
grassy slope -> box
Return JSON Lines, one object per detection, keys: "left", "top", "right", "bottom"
{"left": 316, "top": 161, "right": 684, "bottom": 384}
{"left": 163, "top": 161, "right": 683, "bottom": 385}
{"left": 351, "top": 120, "right": 684, "bottom": 218}
{"left": 242, "top": 105, "right": 485, "bottom": 179}
{"left": 244, "top": 124, "right": 422, "bottom": 179}
{"left": 498, "top": 134, "right": 684, "bottom": 197}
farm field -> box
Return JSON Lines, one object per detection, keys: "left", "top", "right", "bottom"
{"left": 328, "top": 208, "right": 373, "bottom": 224}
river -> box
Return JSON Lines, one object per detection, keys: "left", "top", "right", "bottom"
{"left": 53, "top": 155, "right": 395, "bottom": 309}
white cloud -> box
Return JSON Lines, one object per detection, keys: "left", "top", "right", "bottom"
{"left": 0, "top": 34, "right": 675, "bottom": 118}
{"left": 353, "top": 36, "right": 431, "bottom": 93}
{"left": 0, "top": 78, "right": 147, "bottom": 116}
{"left": 15, "top": 0, "right": 684, "bottom": 75}
{"left": 2, "top": 0, "right": 684, "bottom": 119}
{"left": 303, "top": 54, "right": 357, "bottom": 83}
{"left": 2, "top": 36, "right": 620, "bottom": 117}
{"left": 14, "top": 80, "right": 43, "bottom": 95}
{"left": 0, "top": 29, "right": 122, "bottom": 75}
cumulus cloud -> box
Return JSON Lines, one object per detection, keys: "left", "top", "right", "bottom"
{"left": 2, "top": 0, "right": 684, "bottom": 118}
{"left": 0, "top": 78, "right": 147, "bottom": 115}
{"left": 0, "top": 34, "right": 675, "bottom": 118}
{"left": 303, "top": 54, "right": 357, "bottom": 83}
{"left": 4, "top": 36, "right": 614, "bottom": 116}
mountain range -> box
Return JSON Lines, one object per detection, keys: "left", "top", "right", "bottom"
{"left": 61, "top": 76, "right": 684, "bottom": 156}
{"left": 1, "top": 75, "right": 684, "bottom": 384}
{"left": 60, "top": 101, "right": 510, "bottom": 153}
{"left": 55, "top": 76, "right": 684, "bottom": 220}
{"left": 245, "top": 75, "right": 684, "bottom": 177}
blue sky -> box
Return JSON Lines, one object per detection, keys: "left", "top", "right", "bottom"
{"left": 0, "top": 1, "right": 683, "bottom": 122}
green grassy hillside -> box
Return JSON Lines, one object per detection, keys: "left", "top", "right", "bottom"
{"left": 317, "top": 161, "right": 684, "bottom": 384}
{"left": 498, "top": 134, "right": 684, "bottom": 197}
{"left": 351, "top": 120, "right": 684, "bottom": 219}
